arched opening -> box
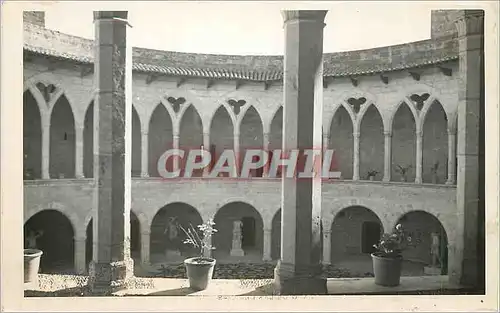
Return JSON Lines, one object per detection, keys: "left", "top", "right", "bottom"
{"left": 422, "top": 100, "right": 448, "bottom": 184}
{"left": 179, "top": 105, "right": 203, "bottom": 177}
{"left": 391, "top": 103, "right": 416, "bottom": 182}
{"left": 85, "top": 212, "right": 141, "bottom": 271}
{"left": 396, "top": 210, "right": 448, "bottom": 275}
{"left": 24, "top": 210, "right": 75, "bottom": 273}
{"left": 330, "top": 206, "right": 382, "bottom": 275}
{"left": 329, "top": 105, "right": 353, "bottom": 180}
{"left": 239, "top": 106, "right": 264, "bottom": 177}
{"left": 149, "top": 203, "right": 203, "bottom": 263}
{"left": 359, "top": 104, "right": 384, "bottom": 181}
{"left": 148, "top": 103, "right": 174, "bottom": 177}
{"left": 209, "top": 106, "right": 234, "bottom": 177}
{"left": 269, "top": 107, "right": 283, "bottom": 177}
{"left": 271, "top": 209, "right": 281, "bottom": 260}
{"left": 83, "top": 101, "right": 93, "bottom": 178}
{"left": 213, "top": 202, "right": 263, "bottom": 262}
{"left": 50, "top": 94, "right": 75, "bottom": 179}
{"left": 131, "top": 107, "right": 141, "bottom": 177}
{"left": 23, "top": 90, "right": 42, "bottom": 180}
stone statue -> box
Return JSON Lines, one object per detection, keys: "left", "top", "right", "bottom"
{"left": 164, "top": 217, "right": 178, "bottom": 241}
{"left": 430, "top": 232, "right": 440, "bottom": 267}
{"left": 230, "top": 220, "right": 244, "bottom": 256}
{"left": 25, "top": 230, "right": 43, "bottom": 249}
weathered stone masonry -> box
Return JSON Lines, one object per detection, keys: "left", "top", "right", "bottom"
{"left": 21, "top": 10, "right": 483, "bottom": 288}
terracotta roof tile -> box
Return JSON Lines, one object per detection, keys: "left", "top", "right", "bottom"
{"left": 23, "top": 23, "right": 459, "bottom": 82}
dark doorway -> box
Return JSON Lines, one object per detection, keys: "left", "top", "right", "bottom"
{"left": 361, "top": 221, "right": 381, "bottom": 254}
{"left": 241, "top": 217, "right": 256, "bottom": 248}
{"left": 86, "top": 219, "right": 93, "bottom": 271}
{"left": 130, "top": 214, "right": 141, "bottom": 258}
{"left": 24, "top": 210, "right": 75, "bottom": 274}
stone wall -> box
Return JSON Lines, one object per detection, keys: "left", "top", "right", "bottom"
{"left": 23, "top": 11, "right": 45, "bottom": 28}
{"left": 24, "top": 179, "right": 457, "bottom": 247}
{"left": 23, "top": 56, "right": 459, "bottom": 183}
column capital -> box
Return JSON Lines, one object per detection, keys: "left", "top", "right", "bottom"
{"left": 141, "top": 230, "right": 151, "bottom": 236}
{"left": 447, "top": 128, "right": 457, "bottom": 136}
{"left": 353, "top": 132, "right": 360, "bottom": 139}
{"left": 282, "top": 10, "right": 328, "bottom": 24}
{"left": 416, "top": 130, "right": 423, "bottom": 138}
{"left": 263, "top": 227, "right": 272, "bottom": 233}
{"left": 93, "top": 11, "right": 128, "bottom": 21}
{"left": 453, "top": 10, "right": 484, "bottom": 37}
{"left": 383, "top": 131, "right": 392, "bottom": 137}
{"left": 203, "top": 132, "right": 210, "bottom": 137}
{"left": 141, "top": 130, "right": 148, "bottom": 136}
{"left": 173, "top": 134, "right": 180, "bottom": 140}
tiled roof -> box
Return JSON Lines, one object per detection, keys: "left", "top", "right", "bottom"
{"left": 23, "top": 23, "right": 459, "bottom": 82}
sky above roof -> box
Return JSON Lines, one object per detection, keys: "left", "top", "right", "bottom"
{"left": 36, "top": 1, "right": 445, "bottom": 55}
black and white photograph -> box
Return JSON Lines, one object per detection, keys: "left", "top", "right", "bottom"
{"left": 0, "top": 1, "right": 498, "bottom": 311}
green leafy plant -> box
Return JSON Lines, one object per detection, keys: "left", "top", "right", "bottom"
{"left": 367, "top": 170, "right": 379, "bottom": 178}
{"left": 373, "top": 224, "right": 412, "bottom": 258}
{"left": 395, "top": 164, "right": 412, "bottom": 181}
{"left": 178, "top": 218, "right": 217, "bottom": 260}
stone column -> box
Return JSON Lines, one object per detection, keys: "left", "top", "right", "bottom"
{"left": 233, "top": 130, "right": 240, "bottom": 177}
{"left": 88, "top": 11, "right": 134, "bottom": 293}
{"left": 415, "top": 130, "right": 423, "bottom": 184}
{"left": 74, "top": 236, "right": 87, "bottom": 274}
{"left": 383, "top": 131, "right": 392, "bottom": 182}
{"left": 41, "top": 118, "right": 50, "bottom": 179}
{"left": 262, "top": 227, "right": 272, "bottom": 261}
{"left": 203, "top": 132, "right": 210, "bottom": 176}
{"left": 172, "top": 134, "right": 180, "bottom": 172}
{"left": 75, "top": 124, "right": 85, "bottom": 178}
{"left": 140, "top": 230, "right": 150, "bottom": 266}
{"left": 262, "top": 132, "right": 270, "bottom": 177}
{"left": 450, "top": 10, "right": 484, "bottom": 288}
{"left": 322, "top": 229, "right": 331, "bottom": 265}
{"left": 352, "top": 131, "right": 360, "bottom": 180}
{"left": 446, "top": 128, "right": 457, "bottom": 185}
{"left": 140, "top": 130, "right": 149, "bottom": 177}
{"left": 274, "top": 10, "right": 328, "bottom": 295}
{"left": 322, "top": 132, "right": 330, "bottom": 179}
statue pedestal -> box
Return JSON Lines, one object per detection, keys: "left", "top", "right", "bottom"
{"left": 230, "top": 248, "right": 245, "bottom": 257}
{"left": 165, "top": 249, "right": 182, "bottom": 261}
{"left": 423, "top": 266, "right": 442, "bottom": 276}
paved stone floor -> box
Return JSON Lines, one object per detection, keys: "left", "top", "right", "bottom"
{"left": 25, "top": 274, "right": 475, "bottom": 297}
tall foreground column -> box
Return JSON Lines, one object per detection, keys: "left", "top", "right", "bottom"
{"left": 450, "top": 10, "right": 484, "bottom": 288}
{"left": 274, "top": 10, "right": 327, "bottom": 295}
{"left": 88, "top": 11, "right": 134, "bottom": 293}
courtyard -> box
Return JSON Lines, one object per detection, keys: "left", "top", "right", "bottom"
{"left": 17, "top": 4, "right": 486, "bottom": 300}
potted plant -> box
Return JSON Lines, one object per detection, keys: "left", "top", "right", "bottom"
{"left": 179, "top": 218, "right": 217, "bottom": 291}
{"left": 431, "top": 161, "right": 439, "bottom": 184}
{"left": 367, "top": 170, "right": 379, "bottom": 181}
{"left": 395, "top": 164, "right": 412, "bottom": 182}
{"left": 371, "top": 224, "right": 412, "bottom": 287}
{"left": 24, "top": 230, "right": 44, "bottom": 284}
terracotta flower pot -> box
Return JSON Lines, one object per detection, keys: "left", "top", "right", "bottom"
{"left": 24, "top": 249, "right": 43, "bottom": 284}
{"left": 184, "top": 257, "right": 216, "bottom": 291}
{"left": 371, "top": 252, "right": 403, "bottom": 287}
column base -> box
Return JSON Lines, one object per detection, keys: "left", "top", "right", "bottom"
{"left": 273, "top": 261, "right": 327, "bottom": 295}
{"left": 88, "top": 258, "right": 134, "bottom": 294}
{"left": 230, "top": 248, "right": 245, "bottom": 257}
